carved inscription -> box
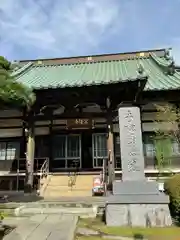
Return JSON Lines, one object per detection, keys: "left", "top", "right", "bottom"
{"left": 75, "top": 119, "right": 89, "bottom": 125}
{"left": 123, "top": 109, "right": 140, "bottom": 172}
{"left": 119, "top": 106, "right": 145, "bottom": 181}
{"left": 66, "top": 118, "right": 92, "bottom": 129}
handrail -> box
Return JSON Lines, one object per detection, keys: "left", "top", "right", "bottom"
{"left": 102, "top": 158, "right": 108, "bottom": 195}
{"left": 38, "top": 158, "right": 49, "bottom": 194}
{"left": 14, "top": 157, "right": 49, "bottom": 173}
{"left": 39, "top": 158, "right": 49, "bottom": 176}
{"left": 68, "top": 160, "right": 79, "bottom": 190}
{"left": 15, "top": 157, "right": 49, "bottom": 192}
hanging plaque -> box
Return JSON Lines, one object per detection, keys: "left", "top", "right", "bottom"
{"left": 66, "top": 118, "right": 93, "bottom": 129}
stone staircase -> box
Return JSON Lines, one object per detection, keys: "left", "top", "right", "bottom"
{"left": 43, "top": 174, "right": 98, "bottom": 198}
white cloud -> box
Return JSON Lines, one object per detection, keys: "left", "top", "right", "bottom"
{"left": 1, "top": 0, "right": 180, "bottom": 62}
{"left": 171, "top": 38, "right": 180, "bottom": 65}
{"left": 0, "top": 0, "right": 123, "bottom": 60}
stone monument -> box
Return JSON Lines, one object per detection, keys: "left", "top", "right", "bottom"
{"left": 105, "top": 106, "right": 172, "bottom": 227}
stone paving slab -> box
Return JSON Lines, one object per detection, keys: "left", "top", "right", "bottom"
{"left": 3, "top": 214, "right": 78, "bottom": 240}
{"left": 4, "top": 214, "right": 47, "bottom": 240}
{"left": 15, "top": 205, "right": 97, "bottom": 218}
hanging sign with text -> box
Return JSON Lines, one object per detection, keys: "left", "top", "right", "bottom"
{"left": 66, "top": 118, "right": 93, "bottom": 129}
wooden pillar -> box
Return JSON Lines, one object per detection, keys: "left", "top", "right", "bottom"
{"left": 24, "top": 118, "right": 35, "bottom": 193}
{"left": 20, "top": 108, "right": 27, "bottom": 158}
{"left": 49, "top": 118, "right": 53, "bottom": 172}
{"left": 107, "top": 111, "right": 115, "bottom": 187}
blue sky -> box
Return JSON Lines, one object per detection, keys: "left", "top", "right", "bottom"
{"left": 0, "top": 0, "right": 180, "bottom": 63}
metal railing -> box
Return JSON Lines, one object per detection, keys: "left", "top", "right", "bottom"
{"left": 102, "top": 158, "right": 108, "bottom": 195}
{"left": 38, "top": 158, "right": 49, "bottom": 193}
{"left": 14, "top": 157, "right": 49, "bottom": 192}
{"left": 39, "top": 158, "right": 49, "bottom": 176}
{"left": 9, "top": 157, "right": 49, "bottom": 174}
{"left": 68, "top": 160, "right": 80, "bottom": 190}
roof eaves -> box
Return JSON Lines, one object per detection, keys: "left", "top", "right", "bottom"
{"left": 11, "top": 62, "right": 33, "bottom": 78}
{"left": 144, "top": 86, "right": 180, "bottom": 91}
{"left": 150, "top": 53, "right": 171, "bottom": 68}
{"left": 33, "top": 75, "right": 147, "bottom": 91}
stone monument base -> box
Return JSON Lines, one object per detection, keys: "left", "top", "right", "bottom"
{"left": 105, "top": 194, "right": 172, "bottom": 227}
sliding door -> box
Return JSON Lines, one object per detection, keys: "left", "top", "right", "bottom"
{"left": 92, "top": 133, "right": 108, "bottom": 168}
{"left": 53, "top": 134, "right": 81, "bottom": 169}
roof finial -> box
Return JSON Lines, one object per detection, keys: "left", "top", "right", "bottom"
{"left": 137, "top": 63, "right": 144, "bottom": 75}
{"left": 164, "top": 49, "right": 171, "bottom": 60}
{"left": 168, "top": 57, "right": 175, "bottom": 75}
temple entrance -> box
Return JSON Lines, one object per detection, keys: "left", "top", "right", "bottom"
{"left": 51, "top": 132, "right": 108, "bottom": 171}
{"left": 52, "top": 134, "right": 81, "bottom": 170}
{"left": 81, "top": 132, "right": 93, "bottom": 170}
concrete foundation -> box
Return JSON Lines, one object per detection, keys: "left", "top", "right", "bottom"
{"left": 106, "top": 202, "right": 172, "bottom": 227}
{"left": 106, "top": 181, "right": 172, "bottom": 227}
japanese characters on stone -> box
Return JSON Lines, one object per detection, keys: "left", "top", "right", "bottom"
{"left": 123, "top": 109, "right": 140, "bottom": 172}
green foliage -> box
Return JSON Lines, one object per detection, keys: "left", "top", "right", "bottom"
{"left": 153, "top": 103, "right": 180, "bottom": 175}
{"left": 164, "top": 174, "right": 180, "bottom": 220}
{"left": 154, "top": 103, "right": 180, "bottom": 140}
{"left": 0, "top": 56, "right": 35, "bottom": 108}
{"left": 0, "top": 212, "right": 7, "bottom": 221}
{"left": 154, "top": 104, "right": 180, "bottom": 221}
{"left": 0, "top": 56, "right": 11, "bottom": 70}
{"left": 154, "top": 137, "right": 172, "bottom": 176}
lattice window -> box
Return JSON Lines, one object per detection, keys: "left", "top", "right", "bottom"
{"left": 0, "top": 141, "right": 20, "bottom": 161}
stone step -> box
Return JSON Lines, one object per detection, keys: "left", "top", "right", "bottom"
{"left": 46, "top": 185, "right": 91, "bottom": 190}
{"left": 14, "top": 206, "right": 97, "bottom": 218}
{"left": 0, "top": 199, "right": 105, "bottom": 217}
{"left": 44, "top": 191, "right": 92, "bottom": 198}
{"left": 43, "top": 175, "right": 96, "bottom": 198}
{"left": 17, "top": 199, "right": 104, "bottom": 208}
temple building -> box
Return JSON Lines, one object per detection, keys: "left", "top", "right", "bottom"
{"left": 0, "top": 48, "right": 180, "bottom": 192}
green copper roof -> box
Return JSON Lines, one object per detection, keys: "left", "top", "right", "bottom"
{"left": 14, "top": 51, "right": 180, "bottom": 91}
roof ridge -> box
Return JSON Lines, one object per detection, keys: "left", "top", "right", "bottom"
{"left": 150, "top": 53, "right": 177, "bottom": 76}
{"left": 18, "top": 48, "right": 167, "bottom": 63}
{"left": 32, "top": 55, "right": 151, "bottom": 68}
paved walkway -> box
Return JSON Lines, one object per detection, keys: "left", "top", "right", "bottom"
{"left": 3, "top": 214, "right": 78, "bottom": 240}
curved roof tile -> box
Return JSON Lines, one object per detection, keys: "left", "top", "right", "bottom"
{"left": 14, "top": 52, "right": 180, "bottom": 91}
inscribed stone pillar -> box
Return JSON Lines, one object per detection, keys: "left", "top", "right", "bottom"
{"left": 105, "top": 105, "right": 172, "bottom": 227}
{"left": 113, "top": 106, "right": 158, "bottom": 195}
{"left": 119, "top": 106, "right": 145, "bottom": 181}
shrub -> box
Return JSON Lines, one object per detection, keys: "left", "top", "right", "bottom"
{"left": 164, "top": 174, "right": 180, "bottom": 220}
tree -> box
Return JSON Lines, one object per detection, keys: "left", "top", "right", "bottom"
{"left": 0, "top": 56, "right": 36, "bottom": 193}
{"left": 153, "top": 103, "right": 179, "bottom": 176}
{"left": 0, "top": 56, "right": 35, "bottom": 107}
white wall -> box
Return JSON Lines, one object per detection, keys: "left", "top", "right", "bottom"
{"left": 0, "top": 110, "right": 23, "bottom": 138}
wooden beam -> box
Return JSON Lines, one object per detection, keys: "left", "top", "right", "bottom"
{"left": 140, "top": 90, "right": 180, "bottom": 103}
{"left": 34, "top": 112, "right": 111, "bottom": 121}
